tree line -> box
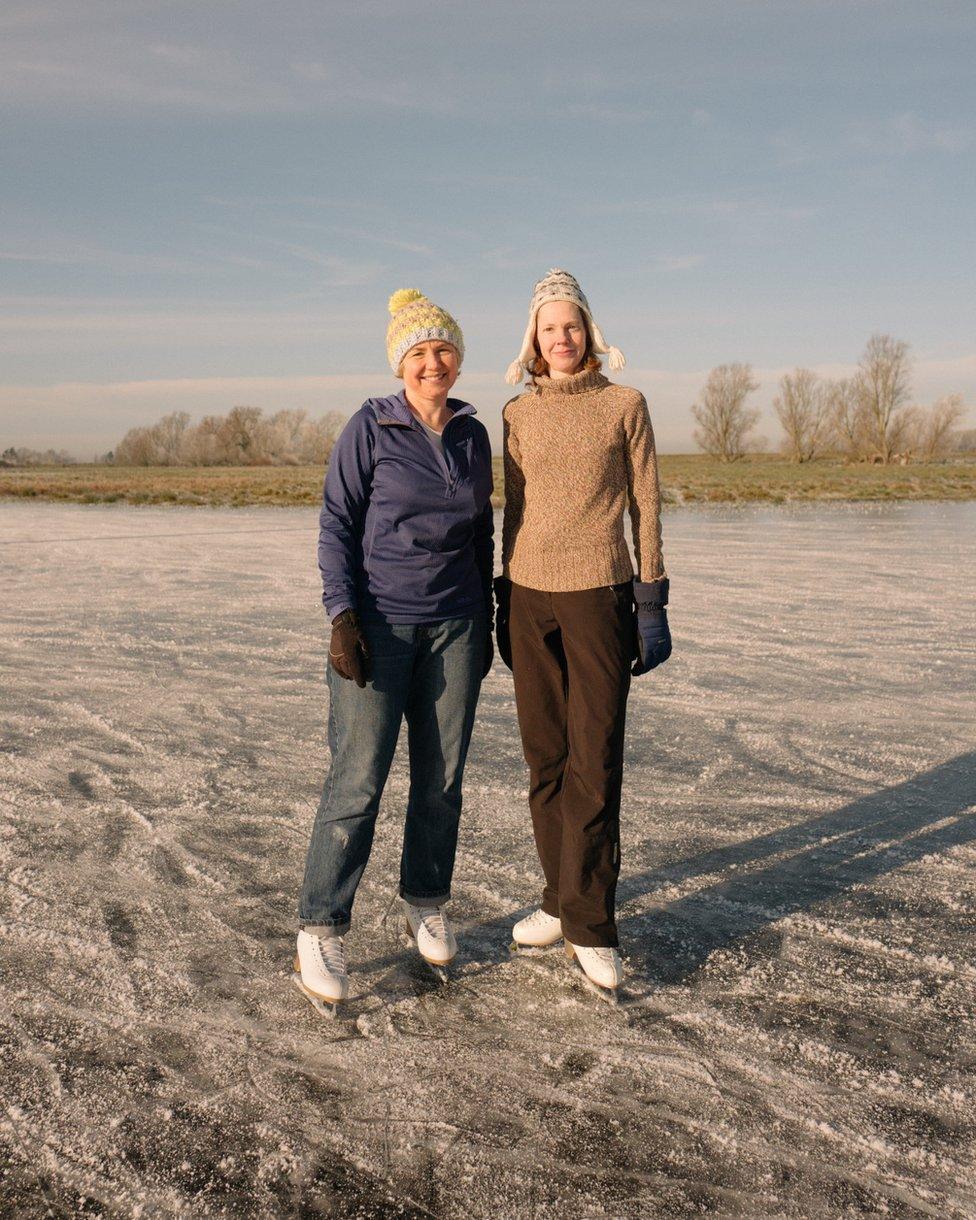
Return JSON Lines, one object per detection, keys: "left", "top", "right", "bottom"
{"left": 1, "top": 446, "right": 77, "bottom": 467}
{"left": 112, "top": 406, "right": 347, "bottom": 466}
{"left": 692, "top": 334, "right": 969, "bottom": 463}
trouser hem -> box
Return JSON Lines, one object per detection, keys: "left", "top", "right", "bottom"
{"left": 299, "top": 922, "right": 349, "bottom": 938}
{"left": 399, "top": 888, "right": 450, "bottom": 907}
{"left": 563, "top": 932, "right": 620, "bottom": 949}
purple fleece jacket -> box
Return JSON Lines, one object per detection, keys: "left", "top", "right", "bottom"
{"left": 318, "top": 391, "right": 494, "bottom": 625}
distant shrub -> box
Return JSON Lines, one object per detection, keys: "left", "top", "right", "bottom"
{"left": 113, "top": 407, "right": 346, "bottom": 467}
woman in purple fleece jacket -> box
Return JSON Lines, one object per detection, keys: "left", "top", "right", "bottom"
{"left": 293, "top": 290, "right": 494, "bottom": 1015}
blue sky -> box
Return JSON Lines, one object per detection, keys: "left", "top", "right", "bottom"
{"left": 2, "top": 0, "right": 974, "bottom": 455}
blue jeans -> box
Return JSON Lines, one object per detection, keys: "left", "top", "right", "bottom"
{"left": 299, "top": 614, "right": 485, "bottom": 935}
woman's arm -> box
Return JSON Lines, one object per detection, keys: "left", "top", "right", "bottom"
{"left": 318, "top": 411, "right": 374, "bottom": 618}
{"left": 501, "top": 403, "right": 525, "bottom": 573}
{"left": 623, "top": 394, "right": 666, "bottom": 581}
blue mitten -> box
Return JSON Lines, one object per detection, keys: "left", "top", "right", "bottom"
{"left": 632, "top": 577, "right": 671, "bottom": 676}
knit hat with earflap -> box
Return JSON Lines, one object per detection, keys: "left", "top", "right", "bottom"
{"left": 386, "top": 288, "right": 465, "bottom": 374}
{"left": 505, "top": 268, "right": 625, "bottom": 386}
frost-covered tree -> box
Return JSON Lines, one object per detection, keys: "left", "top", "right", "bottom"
{"left": 150, "top": 411, "right": 191, "bottom": 465}
{"left": 300, "top": 411, "right": 346, "bottom": 464}
{"left": 114, "top": 426, "right": 159, "bottom": 465}
{"left": 0, "top": 446, "right": 75, "bottom": 466}
{"left": 113, "top": 407, "right": 346, "bottom": 465}
{"left": 216, "top": 406, "right": 263, "bottom": 463}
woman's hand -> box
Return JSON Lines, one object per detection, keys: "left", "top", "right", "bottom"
{"left": 493, "top": 576, "right": 513, "bottom": 671}
{"left": 329, "top": 610, "right": 369, "bottom": 688}
{"left": 632, "top": 578, "right": 672, "bottom": 675}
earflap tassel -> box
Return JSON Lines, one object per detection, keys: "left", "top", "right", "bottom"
{"left": 607, "top": 346, "right": 626, "bottom": 371}
{"left": 505, "top": 360, "right": 524, "bottom": 386}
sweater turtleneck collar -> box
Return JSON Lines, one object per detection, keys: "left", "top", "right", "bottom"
{"left": 530, "top": 366, "right": 610, "bottom": 397}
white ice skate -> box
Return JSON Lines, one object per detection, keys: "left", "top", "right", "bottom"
{"left": 510, "top": 908, "right": 563, "bottom": 952}
{"left": 403, "top": 901, "right": 457, "bottom": 979}
{"left": 292, "top": 930, "right": 349, "bottom": 1018}
{"left": 565, "top": 941, "right": 623, "bottom": 1002}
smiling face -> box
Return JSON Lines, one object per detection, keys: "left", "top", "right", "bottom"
{"left": 400, "top": 340, "right": 460, "bottom": 403}
{"left": 535, "top": 300, "right": 588, "bottom": 376}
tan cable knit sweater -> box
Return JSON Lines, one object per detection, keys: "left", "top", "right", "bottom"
{"left": 502, "top": 366, "right": 665, "bottom": 591}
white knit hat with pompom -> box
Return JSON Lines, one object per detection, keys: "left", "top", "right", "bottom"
{"left": 505, "top": 268, "right": 625, "bottom": 386}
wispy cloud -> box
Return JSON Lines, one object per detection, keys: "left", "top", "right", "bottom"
{"left": 273, "top": 244, "right": 385, "bottom": 286}
{"left": 557, "top": 101, "right": 653, "bottom": 124}
{"left": 0, "top": 7, "right": 433, "bottom": 115}
{"left": 283, "top": 223, "right": 433, "bottom": 258}
{"left": 0, "top": 304, "right": 378, "bottom": 356}
{"left": 774, "top": 112, "right": 972, "bottom": 165}
{"left": 848, "top": 112, "right": 971, "bottom": 156}
{"left": 654, "top": 254, "right": 704, "bottom": 272}
{"left": 0, "top": 240, "right": 224, "bottom": 275}
{"left": 583, "top": 192, "right": 819, "bottom": 230}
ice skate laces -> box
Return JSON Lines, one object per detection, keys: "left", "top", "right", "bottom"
{"left": 314, "top": 935, "right": 346, "bottom": 977}
{"left": 418, "top": 907, "right": 448, "bottom": 942}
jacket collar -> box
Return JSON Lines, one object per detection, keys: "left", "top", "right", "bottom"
{"left": 368, "top": 390, "right": 477, "bottom": 428}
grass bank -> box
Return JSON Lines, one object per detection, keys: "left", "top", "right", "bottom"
{"left": 2, "top": 454, "right": 975, "bottom": 507}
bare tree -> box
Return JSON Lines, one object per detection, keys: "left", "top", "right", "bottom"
{"left": 180, "top": 415, "right": 224, "bottom": 465}
{"left": 855, "top": 334, "right": 912, "bottom": 463}
{"left": 114, "top": 426, "right": 159, "bottom": 465}
{"left": 150, "top": 411, "right": 191, "bottom": 465}
{"left": 217, "top": 406, "right": 263, "bottom": 464}
{"left": 301, "top": 410, "right": 346, "bottom": 464}
{"left": 828, "top": 377, "right": 870, "bottom": 461}
{"left": 953, "top": 426, "right": 976, "bottom": 454}
{"left": 691, "top": 363, "right": 760, "bottom": 461}
{"left": 913, "top": 395, "right": 967, "bottom": 460}
{"left": 773, "top": 368, "right": 831, "bottom": 462}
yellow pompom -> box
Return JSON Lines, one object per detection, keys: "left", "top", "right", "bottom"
{"left": 388, "top": 288, "right": 425, "bottom": 315}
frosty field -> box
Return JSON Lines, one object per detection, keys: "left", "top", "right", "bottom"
{"left": 1, "top": 502, "right": 974, "bottom": 1219}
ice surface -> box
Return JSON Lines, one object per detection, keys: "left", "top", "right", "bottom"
{"left": 1, "top": 502, "right": 974, "bottom": 1218}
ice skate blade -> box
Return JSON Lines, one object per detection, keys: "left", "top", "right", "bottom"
{"left": 291, "top": 971, "right": 341, "bottom": 1019}
{"left": 509, "top": 939, "right": 563, "bottom": 955}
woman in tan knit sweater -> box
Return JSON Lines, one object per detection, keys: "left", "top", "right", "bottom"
{"left": 495, "top": 268, "right": 672, "bottom": 996}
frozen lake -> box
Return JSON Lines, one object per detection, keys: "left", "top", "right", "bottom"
{"left": 1, "top": 501, "right": 974, "bottom": 1218}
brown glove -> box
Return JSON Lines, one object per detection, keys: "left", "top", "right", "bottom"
{"left": 329, "top": 610, "right": 369, "bottom": 688}
{"left": 493, "top": 576, "right": 512, "bottom": 671}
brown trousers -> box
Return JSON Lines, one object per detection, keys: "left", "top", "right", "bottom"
{"left": 509, "top": 581, "right": 633, "bottom": 947}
